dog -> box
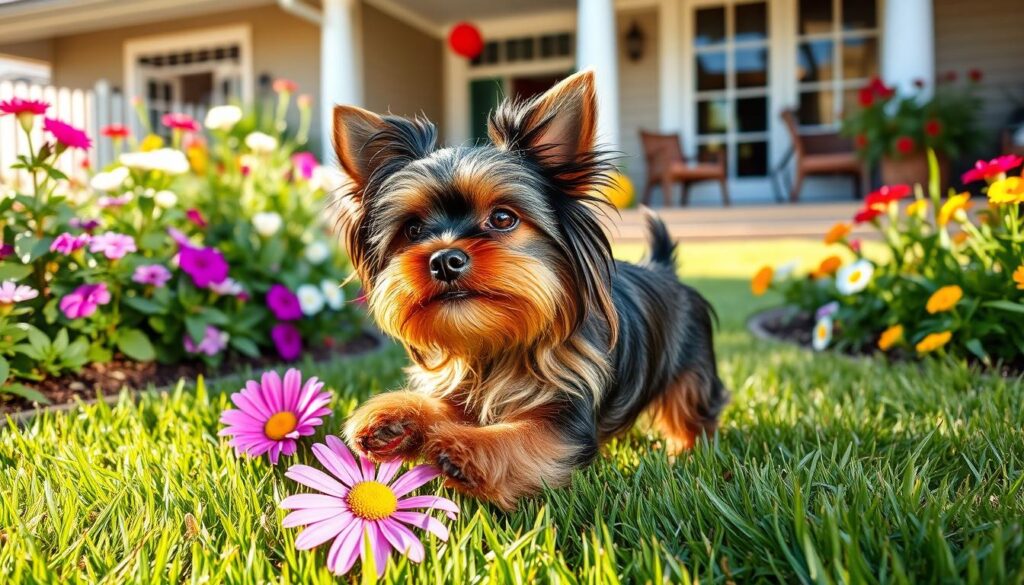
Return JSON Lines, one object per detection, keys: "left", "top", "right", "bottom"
{"left": 332, "top": 70, "right": 728, "bottom": 509}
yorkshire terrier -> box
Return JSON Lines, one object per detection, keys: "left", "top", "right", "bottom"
{"left": 333, "top": 70, "right": 728, "bottom": 509}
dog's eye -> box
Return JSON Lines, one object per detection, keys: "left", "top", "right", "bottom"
{"left": 404, "top": 220, "right": 423, "bottom": 241}
{"left": 487, "top": 208, "right": 518, "bottom": 231}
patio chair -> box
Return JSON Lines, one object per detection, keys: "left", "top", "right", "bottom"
{"left": 775, "top": 109, "right": 865, "bottom": 203}
{"left": 640, "top": 131, "right": 729, "bottom": 207}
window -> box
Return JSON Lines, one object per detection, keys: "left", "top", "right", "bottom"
{"left": 693, "top": 1, "right": 770, "bottom": 177}
{"left": 795, "top": 0, "right": 879, "bottom": 129}
{"left": 470, "top": 32, "right": 573, "bottom": 68}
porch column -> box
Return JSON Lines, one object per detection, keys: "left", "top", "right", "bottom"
{"left": 576, "top": 0, "right": 619, "bottom": 150}
{"left": 881, "top": 0, "right": 934, "bottom": 96}
{"left": 321, "top": 0, "right": 362, "bottom": 159}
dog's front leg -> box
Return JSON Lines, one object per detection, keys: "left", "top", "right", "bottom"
{"left": 344, "top": 390, "right": 462, "bottom": 461}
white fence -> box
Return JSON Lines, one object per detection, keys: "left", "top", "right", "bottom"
{"left": 1, "top": 80, "right": 207, "bottom": 184}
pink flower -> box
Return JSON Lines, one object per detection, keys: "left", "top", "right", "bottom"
{"left": 44, "top": 118, "right": 92, "bottom": 150}
{"left": 50, "top": 232, "right": 90, "bottom": 255}
{"left": 89, "top": 231, "right": 137, "bottom": 260}
{"left": 218, "top": 369, "right": 332, "bottom": 464}
{"left": 273, "top": 78, "right": 299, "bottom": 94}
{"left": 132, "top": 264, "right": 172, "bottom": 287}
{"left": 167, "top": 227, "right": 192, "bottom": 248}
{"left": 208, "top": 277, "right": 245, "bottom": 296}
{"left": 0, "top": 281, "right": 39, "bottom": 304}
{"left": 186, "top": 208, "right": 208, "bottom": 228}
{"left": 279, "top": 436, "right": 457, "bottom": 576}
{"left": 98, "top": 194, "right": 133, "bottom": 208}
{"left": 268, "top": 284, "right": 303, "bottom": 321}
{"left": 961, "top": 155, "right": 1024, "bottom": 184}
{"left": 0, "top": 97, "right": 49, "bottom": 116}
{"left": 162, "top": 113, "right": 200, "bottom": 133}
{"left": 184, "top": 325, "right": 229, "bottom": 356}
{"left": 59, "top": 283, "right": 111, "bottom": 319}
{"left": 292, "top": 152, "right": 318, "bottom": 180}
{"left": 272, "top": 323, "right": 303, "bottom": 360}
{"left": 101, "top": 124, "right": 130, "bottom": 139}
{"left": 0, "top": 244, "right": 13, "bottom": 260}
{"left": 179, "top": 246, "right": 229, "bottom": 288}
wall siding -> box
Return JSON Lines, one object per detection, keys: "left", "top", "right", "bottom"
{"left": 616, "top": 8, "right": 660, "bottom": 197}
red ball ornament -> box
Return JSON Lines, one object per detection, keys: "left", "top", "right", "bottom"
{"left": 449, "top": 22, "right": 483, "bottom": 59}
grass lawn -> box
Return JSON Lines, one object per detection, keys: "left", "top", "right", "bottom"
{"left": 2, "top": 239, "right": 1022, "bottom": 583}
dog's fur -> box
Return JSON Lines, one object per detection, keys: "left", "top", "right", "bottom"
{"left": 333, "top": 71, "right": 728, "bottom": 509}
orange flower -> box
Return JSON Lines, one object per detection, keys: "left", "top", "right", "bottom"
{"left": 1014, "top": 265, "right": 1024, "bottom": 290}
{"left": 938, "top": 193, "right": 972, "bottom": 226}
{"left": 878, "top": 324, "right": 903, "bottom": 351}
{"left": 905, "top": 199, "right": 928, "bottom": 218}
{"left": 812, "top": 255, "right": 842, "bottom": 279}
{"left": 926, "top": 285, "right": 963, "bottom": 314}
{"left": 916, "top": 331, "right": 952, "bottom": 354}
{"left": 824, "top": 222, "right": 852, "bottom": 245}
{"left": 751, "top": 266, "right": 774, "bottom": 296}
{"left": 951, "top": 231, "right": 969, "bottom": 245}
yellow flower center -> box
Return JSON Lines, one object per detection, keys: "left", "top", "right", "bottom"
{"left": 816, "top": 325, "right": 828, "bottom": 340}
{"left": 848, "top": 269, "right": 862, "bottom": 283}
{"left": 347, "top": 481, "right": 398, "bottom": 520}
{"left": 263, "top": 411, "right": 298, "bottom": 440}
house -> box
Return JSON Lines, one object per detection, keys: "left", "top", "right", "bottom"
{"left": 0, "top": 0, "right": 1021, "bottom": 205}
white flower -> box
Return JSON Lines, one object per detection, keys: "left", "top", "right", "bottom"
{"left": 252, "top": 212, "right": 283, "bottom": 237}
{"left": 310, "top": 166, "right": 347, "bottom": 192}
{"left": 304, "top": 241, "right": 330, "bottom": 265}
{"left": 153, "top": 189, "right": 178, "bottom": 208}
{"left": 208, "top": 277, "right": 244, "bottom": 296}
{"left": 320, "top": 278, "right": 345, "bottom": 310}
{"left": 297, "top": 284, "right": 325, "bottom": 316}
{"left": 812, "top": 316, "right": 833, "bottom": 351}
{"left": 836, "top": 259, "right": 874, "bottom": 295}
{"left": 204, "top": 105, "right": 243, "bottom": 131}
{"left": 89, "top": 166, "right": 129, "bottom": 192}
{"left": 774, "top": 260, "right": 800, "bottom": 282}
{"left": 245, "top": 131, "right": 278, "bottom": 154}
{"left": 120, "top": 149, "right": 190, "bottom": 175}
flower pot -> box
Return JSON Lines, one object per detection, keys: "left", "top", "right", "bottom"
{"left": 881, "top": 152, "right": 949, "bottom": 190}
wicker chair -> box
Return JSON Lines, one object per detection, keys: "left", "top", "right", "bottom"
{"left": 777, "top": 109, "right": 865, "bottom": 202}
{"left": 639, "top": 131, "right": 729, "bottom": 206}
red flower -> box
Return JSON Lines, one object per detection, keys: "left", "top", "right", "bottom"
{"left": 968, "top": 69, "right": 983, "bottom": 83}
{"left": 273, "top": 78, "right": 298, "bottom": 93}
{"left": 924, "top": 119, "right": 942, "bottom": 137}
{"left": 857, "top": 184, "right": 912, "bottom": 222}
{"left": 101, "top": 124, "right": 130, "bottom": 138}
{"left": 854, "top": 207, "right": 882, "bottom": 224}
{"left": 0, "top": 97, "right": 49, "bottom": 116}
{"left": 895, "top": 136, "right": 916, "bottom": 155}
{"left": 961, "top": 155, "right": 1024, "bottom": 184}
{"left": 161, "top": 113, "right": 200, "bottom": 132}
{"left": 867, "top": 77, "right": 894, "bottom": 99}
{"left": 943, "top": 70, "right": 958, "bottom": 83}
{"left": 855, "top": 133, "right": 869, "bottom": 149}
{"left": 858, "top": 87, "right": 874, "bottom": 108}
{"left": 186, "top": 208, "right": 208, "bottom": 228}
{"left": 44, "top": 118, "right": 92, "bottom": 150}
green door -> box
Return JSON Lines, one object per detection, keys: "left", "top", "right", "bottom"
{"left": 469, "top": 78, "right": 504, "bottom": 144}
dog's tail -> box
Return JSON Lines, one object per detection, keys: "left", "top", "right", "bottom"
{"left": 642, "top": 206, "right": 677, "bottom": 270}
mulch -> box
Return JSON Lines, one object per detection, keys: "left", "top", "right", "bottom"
{"left": 1, "top": 331, "right": 382, "bottom": 416}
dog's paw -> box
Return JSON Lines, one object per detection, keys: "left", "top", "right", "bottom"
{"left": 344, "top": 401, "right": 425, "bottom": 461}
{"left": 435, "top": 451, "right": 476, "bottom": 488}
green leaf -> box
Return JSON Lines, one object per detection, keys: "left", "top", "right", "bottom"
{"left": 229, "top": 336, "right": 260, "bottom": 358}
{"left": 1, "top": 382, "right": 51, "bottom": 405}
{"left": 0, "top": 356, "right": 8, "bottom": 386}
{"left": 0, "top": 263, "right": 33, "bottom": 281}
{"left": 117, "top": 328, "right": 156, "bottom": 362}
{"left": 123, "top": 296, "right": 166, "bottom": 315}
{"left": 964, "top": 339, "right": 989, "bottom": 364}
{"left": 982, "top": 300, "right": 1024, "bottom": 315}
{"left": 45, "top": 166, "right": 68, "bottom": 181}
{"left": 185, "top": 314, "right": 207, "bottom": 345}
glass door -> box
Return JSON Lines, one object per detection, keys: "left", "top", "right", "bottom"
{"left": 692, "top": 1, "right": 771, "bottom": 177}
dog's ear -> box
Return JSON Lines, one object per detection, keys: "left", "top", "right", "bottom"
{"left": 488, "top": 69, "right": 598, "bottom": 168}
{"left": 332, "top": 105, "right": 437, "bottom": 194}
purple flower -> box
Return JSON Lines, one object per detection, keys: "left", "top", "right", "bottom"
{"left": 0, "top": 244, "right": 14, "bottom": 260}
{"left": 59, "top": 283, "right": 111, "bottom": 319}
{"left": 186, "top": 208, "right": 208, "bottom": 228}
{"left": 184, "top": 325, "right": 229, "bottom": 356}
{"left": 291, "top": 151, "right": 318, "bottom": 180}
{"left": 69, "top": 217, "right": 102, "bottom": 232}
{"left": 271, "top": 322, "right": 303, "bottom": 360}
{"left": 89, "top": 231, "right": 137, "bottom": 260}
{"left": 267, "top": 284, "right": 303, "bottom": 321}
{"left": 167, "top": 227, "right": 192, "bottom": 248}
{"left": 132, "top": 264, "right": 172, "bottom": 287}
{"left": 51, "top": 232, "right": 90, "bottom": 255}
{"left": 816, "top": 301, "right": 840, "bottom": 320}
{"left": 179, "top": 246, "right": 229, "bottom": 288}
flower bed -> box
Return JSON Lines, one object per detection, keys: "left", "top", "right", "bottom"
{"left": 0, "top": 84, "right": 363, "bottom": 404}
{"left": 752, "top": 152, "right": 1024, "bottom": 371}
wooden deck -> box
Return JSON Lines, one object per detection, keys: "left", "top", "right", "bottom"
{"left": 602, "top": 203, "right": 870, "bottom": 243}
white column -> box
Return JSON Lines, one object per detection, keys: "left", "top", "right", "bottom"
{"left": 321, "top": 0, "right": 362, "bottom": 159}
{"left": 576, "top": 0, "right": 619, "bottom": 150}
{"left": 882, "top": 0, "right": 934, "bottom": 96}
{"left": 657, "top": 0, "right": 681, "bottom": 133}
{"left": 443, "top": 44, "right": 470, "bottom": 146}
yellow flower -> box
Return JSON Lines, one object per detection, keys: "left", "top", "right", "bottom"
{"left": 751, "top": 266, "right": 774, "bottom": 296}
{"left": 1014, "top": 265, "right": 1024, "bottom": 290}
{"left": 951, "top": 231, "right": 969, "bottom": 245}
{"left": 916, "top": 331, "right": 952, "bottom": 354}
{"left": 926, "top": 285, "right": 963, "bottom": 314}
{"left": 139, "top": 134, "right": 164, "bottom": 152}
{"left": 987, "top": 176, "right": 1024, "bottom": 205}
{"left": 598, "top": 171, "right": 635, "bottom": 209}
{"left": 905, "top": 199, "right": 928, "bottom": 218}
{"left": 187, "top": 145, "right": 208, "bottom": 175}
{"left": 878, "top": 324, "right": 904, "bottom": 351}
{"left": 812, "top": 255, "right": 843, "bottom": 279}
{"left": 824, "top": 222, "right": 852, "bottom": 245}
{"left": 938, "top": 193, "right": 972, "bottom": 226}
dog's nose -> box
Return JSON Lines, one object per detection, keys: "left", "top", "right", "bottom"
{"left": 429, "top": 249, "right": 469, "bottom": 283}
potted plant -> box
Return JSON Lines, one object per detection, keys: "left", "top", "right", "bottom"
{"left": 842, "top": 72, "right": 983, "bottom": 188}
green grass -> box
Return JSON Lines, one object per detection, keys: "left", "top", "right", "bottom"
{"left": 2, "top": 239, "right": 1022, "bottom": 584}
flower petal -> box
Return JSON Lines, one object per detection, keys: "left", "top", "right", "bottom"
{"left": 360, "top": 455, "right": 376, "bottom": 483}
{"left": 326, "top": 517, "right": 362, "bottom": 575}
{"left": 396, "top": 495, "right": 459, "bottom": 519}
{"left": 283, "top": 368, "right": 303, "bottom": 411}
{"left": 314, "top": 441, "right": 360, "bottom": 487}
{"left": 295, "top": 514, "right": 351, "bottom": 550}
{"left": 370, "top": 523, "right": 392, "bottom": 577}
{"left": 280, "top": 493, "right": 346, "bottom": 510}
{"left": 286, "top": 464, "right": 350, "bottom": 497}
{"left": 392, "top": 511, "right": 450, "bottom": 541}
{"left": 389, "top": 465, "right": 441, "bottom": 498}
{"left": 375, "top": 458, "right": 403, "bottom": 485}
{"left": 282, "top": 507, "right": 347, "bottom": 528}
{"left": 378, "top": 518, "right": 425, "bottom": 563}
{"left": 261, "top": 370, "right": 283, "bottom": 412}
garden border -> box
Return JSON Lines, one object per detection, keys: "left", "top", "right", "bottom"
{"left": 6, "top": 328, "right": 390, "bottom": 427}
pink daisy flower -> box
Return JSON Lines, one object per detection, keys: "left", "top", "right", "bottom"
{"left": 280, "top": 436, "right": 458, "bottom": 577}
{"left": 89, "top": 231, "right": 137, "bottom": 260}
{"left": 0, "top": 97, "right": 49, "bottom": 116}
{"left": 218, "top": 369, "right": 332, "bottom": 464}
{"left": 44, "top": 118, "right": 92, "bottom": 150}
{"left": 162, "top": 112, "right": 200, "bottom": 133}
{"left": 961, "top": 155, "right": 1023, "bottom": 184}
